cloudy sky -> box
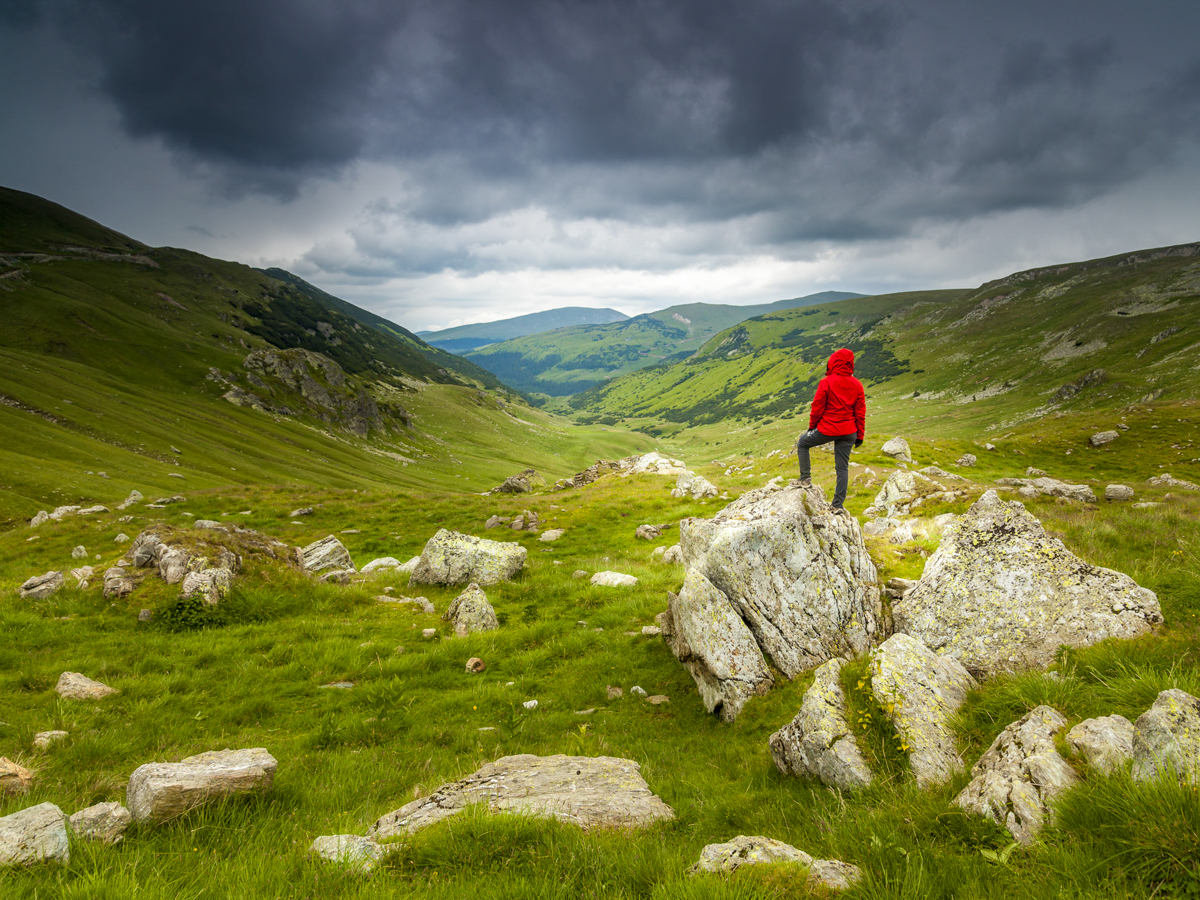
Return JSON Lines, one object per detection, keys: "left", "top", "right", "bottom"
{"left": 3, "top": 0, "right": 1199, "bottom": 332}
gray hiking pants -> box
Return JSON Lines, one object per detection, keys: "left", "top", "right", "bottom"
{"left": 796, "top": 428, "right": 856, "bottom": 508}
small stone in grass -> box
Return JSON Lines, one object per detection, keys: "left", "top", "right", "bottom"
{"left": 466, "top": 657, "right": 486, "bottom": 674}
{"left": 630, "top": 686, "right": 647, "bottom": 696}
{"left": 606, "top": 685, "right": 623, "bottom": 699}
{"left": 523, "top": 699, "right": 538, "bottom": 710}
{"left": 422, "top": 628, "right": 438, "bottom": 640}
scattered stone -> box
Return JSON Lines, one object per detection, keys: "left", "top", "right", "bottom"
{"left": 620, "top": 452, "right": 688, "bottom": 477}
{"left": 1066, "top": 715, "right": 1134, "bottom": 774}
{"left": 68, "top": 802, "right": 131, "bottom": 844}
{"left": 138, "top": 609, "right": 153, "bottom": 622}
{"left": 1147, "top": 473, "right": 1200, "bottom": 491}
{"left": 523, "top": 699, "right": 539, "bottom": 710}
{"left": 688, "top": 835, "right": 861, "bottom": 891}
{"left": 126, "top": 748, "right": 278, "bottom": 823}
{"left": 77, "top": 505, "right": 109, "bottom": 515}
{"left": 1026, "top": 467, "right": 1047, "bottom": 477}
{"left": 301, "top": 535, "right": 356, "bottom": 574}
{"left": 0, "top": 758, "right": 33, "bottom": 796}
{"left": 646, "top": 695, "right": 669, "bottom": 705}
{"left": 1089, "top": 430, "right": 1120, "bottom": 447}
{"left": 863, "top": 517, "right": 898, "bottom": 537}
{"left": 321, "top": 682, "right": 355, "bottom": 689}
{"left": 309, "top": 834, "right": 383, "bottom": 874}
{"left": 361, "top": 557, "right": 403, "bottom": 573}
{"left": 71, "top": 545, "right": 87, "bottom": 560}
{"left": 194, "top": 519, "right": 227, "bottom": 531}
{"left": 18, "top": 571, "right": 64, "bottom": 600}
{"left": 117, "top": 490, "right": 144, "bottom": 510}
{"left": 484, "top": 514, "right": 506, "bottom": 529}
{"left": 896, "top": 490, "right": 1162, "bottom": 677}
{"left": 575, "top": 708, "right": 596, "bottom": 716}
{"left": 539, "top": 529, "right": 565, "bottom": 542}
{"left": 114, "top": 533, "right": 130, "bottom": 543}
{"left": 630, "top": 686, "right": 647, "bottom": 697}
{"left": 953, "top": 706, "right": 1079, "bottom": 844}
{"left": 509, "top": 509, "right": 541, "bottom": 531}
{"left": 466, "top": 657, "right": 486, "bottom": 674}
{"left": 50, "top": 505, "right": 81, "bottom": 520}
{"left": 572, "top": 569, "right": 588, "bottom": 579}
{"left": 1131, "top": 689, "right": 1200, "bottom": 785}
{"left": 995, "top": 476, "right": 1096, "bottom": 503}
{"left": 919, "top": 466, "right": 965, "bottom": 481}
{"left": 1105, "top": 484, "right": 1135, "bottom": 501}
{"left": 769, "top": 657, "right": 872, "bottom": 791}
{"left": 103, "top": 566, "right": 136, "bottom": 598}
{"left": 871, "top": 634, "right": 976, "bottom": 788}
{"left": 180, "top": 567, "right": 234, "bottom": 605}
{"left": 29, "top": 511, "right": 50, "bottom": 527}
{"left": 377, "top": 595, "right": 436, "bottom": 614}
{"left": 1132, "top": 501, "right": 1162, "bottom": 509}
{"left": 985, "top": 442, "right": 997, "bottom": 451}
{"left": 369, "top": 755, "right": 675, "bottom": 839}
{"left": 490, "top": 468, "right": 544, "bottom": 494}
{"left": 443, "top": 583, "right": 499, "bottom": 635}
{"left": 591, "top": 571, "right": 638, "bottom": 587}
{"left": 641, "top": 625, "right": 661, "bottom": 636}
{"left": 635, "top": 524, "right": 667, "bottom": 540}
{"left": 410, "top": 529, "right": 527, "bottom": 585}
{"left": 422, "top": 628, "right": 438, "bottom": 640}
{"left": 881, "top": 437, "right": 913, "bottom": 463}
{"left": 167, "top": 473, "right": 185, "bottom": 479}
{"left": 0, "top": 802, "right": 69, "bottom": 867}
{"left": 32, "top": 731, "right": 68, "bottom": 750}
{"left": 671, "top": 471, "right": 719, "bottom": 500}
{"left": 606, "top": 686, "right": 623, "bottom": 699}
{"left": 289, "top": 507, "right": 313, "bottom": 517}
{"left": 956, "top": 453, "right": 977, "bottom": 467}
{"left": 55, "top": 671, "right": 118, "bottom": 700}
{"left": 661, "top": 544, "right": 682, "bottom": 564}
{"left": 553, "top": 459, "right": 623, "bottom": 491}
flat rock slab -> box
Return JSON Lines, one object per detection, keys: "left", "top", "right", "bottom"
{"left": 127, "top": 747, "right": 277, "bottom": 823}
{"left": 896, "top": 490, "right": 1161, "bottom": 677}
{"left": 309, "top": 834, "right": 384, "bottom": 873}
{"left": 19, "top": 571, "right": 64, "bottom": 600}
{"left": 56, "top": 671, "right": 118, "bottom": 700}
{"left": 953, "top": 706, "right": 1079, "bottom": 844}
{"left": 68, "top": 802, "right": 131, "bottom": 844}
{"left": 1066, "top": 715, "right": 1134, "bottom": 774}
{"left": 0, "top": 802, "right": 69, "bottom": 867}
{"left": 410, "top": 529, "right": 526, "bottom": 586}
{"left": 591, "top": 571, "right": 638, "bottom": 587}
{"left": 369, "top": 754, "right": 675, "bottom": 840}
{"left": 1132, "top": 689, "right": 1200, "bottom": 785}
{"left": 302, "top": 535, "right": 356, "bottom": 574}
{"left": 769, "top": 657, "right": 872, "bottom": 791}
{"left": 689, "top": 835, "right": 861, "bottom": 891}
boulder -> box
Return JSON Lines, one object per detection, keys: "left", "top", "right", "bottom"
{"left": 687, "top": 835, "right": 861, "bottom": 891}
{"left": 0, "top": 758, "right": 33, "bottom": 796}
{"left": 871, "top": 470, "right": 934, "bottom": 515}
{"left": 881, "top": 437, "right": 913, "bottom": 463}
{"left": 1104, "top": 484, "right": 1135, "bottom": 501}
{"left": 289, "top": 507, "right": 313, "bottom": 517}
{"left": 768, "top": 657, "right": 872, "bottom": 790}
{"left": 553, "top": 459, "right": 622, "bottom": 490}
{"left": 1089, "top": 430, "right": 1120, "bottom": 447}
{"left": 126, "top": 748, "right": 278, "bottom": 823}
{"left": 56, "top": 671, "right": 118, "bottom": 700}
{"left": 309, "top": 834, "right": 384, "bottom": 874}
{"left": 30, "top": 510, "right": 50, "bottom": 527}
{"left": 194, "top": 519, "right": 226, "bottom": 531}
{"left": 539, "top": 529, "right": 565, "bottom": 542}
{"left": 635, "top": 524, "right": 667, "bottom": 540}
{"left": 953, "top": 706, "right": 1079, "bottom": 845}
{"left": 1131, "top": 689, "right": 1200, "bottom": 785}
{"left": 410, "top": 529, "right": 526, "bottom": 586}
{"left": 490, "top": 468, "right": 544, "bottom": 494}
{"left": 361, "top": 557, "right": 403, "bottom": 573}
{"left": 50, "top": 505, "right": 80, "bottom": 520}
{"left": 956, "top": 453, "right": 977, "bottom": 467}
{"left": 301, "top": 535, "right": 356, "bottom": 574}
{"left": 442, "top": 584, "right": 498, "bottom": 635}
{"left": 158, "top": 547, "right": 192, "bottom": 584}
{"left": 180, "top": 567, "right": 234, "bottom": 605}
{"left": 919, "top": 466, "right": 965, "bottom": 481}
{"left": 620, "top": 452, "right": 688, "bottom": 477}
{"left": 895, "top": 490, "right": 1161, "bottom": 677}
{"left": 667, "top": 482, "right": 882, "bottom": 720}
{"left": 661, "top": 544, "right": 682, "bottom": 564}
{"left": 870, "top": 634, "right": 976, "bottom": 789}
{"left": 18, "top": 571, "right": 64, "bottom": 600}
{"left": 369, "top": 754, "right": 675, "bottom": 839}
{"left": 484, "top": 515, "right": 505, "bottom": 529}
{"left": 377, "top": 595, "right": 436, "bottom": 614}
{"left": 671, "top": 471, "right": 719, "bottom": 500}
{"left": 32, "top": 730, "right": 68, "bottom": 750}
{"left": 0, "top": 802, "right": 69, "bottom": 867}
{"left": 68, "top": 802, "right": 131, "bottom": 844}
{"left": 77, "top": 505, "right": 109, "bottom": 515}
{"left": 71, "top": 545, "right": 87, "bottom": 560}
{"left": 103, "top": 566, "right": 136, "bottom": 598}
{"left": 1147, "top": 473, "right": 1200, "bottom": 491}
{"left": 1066, "top": 715, "right": 1134, "bottom": 774}
{"left": 397, "top": 556, "right": 421, "bottom": 574}
{"left": 319, "top": 569, "right": 353, "bottom": 585}
{"left": 591, "top": 571, "right": 638, "bottom": 587}
{"left": 994, "top": 477, "right": 1096, "bottom": 503}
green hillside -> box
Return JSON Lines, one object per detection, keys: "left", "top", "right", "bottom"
{"left": 420, "top": 306, "right": 631, "bottom": 353}
{"left": 464, "top": 291, "right": 862, "bottom": 396}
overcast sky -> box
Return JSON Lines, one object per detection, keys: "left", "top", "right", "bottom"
{"left": 3, "top": 0, "right": 1199, "bottom": 332}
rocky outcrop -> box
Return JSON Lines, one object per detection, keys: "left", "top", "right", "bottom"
{"left": 769, "top": 657, "right": 872, "bottom": 790}
{"left": 180, "top": 567, "right": 235, "bottom": 605}
{"left": 1066, "top": 715, "right": 1134, "bottom": 774}
{"left": 870, "top": 634, "right": 976, "bottom": 788}
{"left": 881, "top": 437, "right": 913, "bottom": 463}
{"left": 126, "top": 748, "right": 278, "bottom": 823}
{"left": 369, "top": 754, "right": 674, "bottom": 839}
{"left": 953, "top": 706, "right": 1079, "bottom": 845}
{"left": 103, "top": 566, "right": 137, "bottom": 598}
{"left": 666, "top": 482, "right": 882, "bottom": 720}
{"left": 956, "top": 453, "right": 977, "bottom": 467}
{"left": 309, "top": 834, "right": 384, "bottom": 874}
{"left": 671, "top": 471, "right": 719, "bottom": 500}
{"left": 410, "top": 529, "right": 526, "bottom": 585}
{"left": 56, "top": 672, "right": 118, "bottom": 700}
{"left": 895, "top": 491, "right": 1160, "bottom": 677}
{"left": 301, "top": 535, "right": 356, "bottom": 574}
{"left": 1131, "top": 689, "right": 1200, "bottom": 785}
{"left": 0, "top": 802, "right": 69, "bottom": 867}
{"left": 994, "top": 477, "right": 1096, "bottom": 503}
{"left": 443, "top": 584, "right": 498, "bottom": 635}
{"left": 18, "top": 571, "right": 63, "bottom": 600}
{"left": 620, "top": 451, "right": 688, "bottom": 477}
{"left": 553, "top": 459, "right": 621, "bottom": 491}
{"left": 490, "top": 468, "right": 544, "bottom": 494}
{"left": 68, "top": 802, "right": 131, "bottom": 844}
{"left": 1147, "top": 473, "right": 1200, "bottom": 491}
{"left": 688, "top": 835, "right": 861, "bottom": 890}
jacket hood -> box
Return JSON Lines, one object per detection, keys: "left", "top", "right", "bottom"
{"left": 827, "top": 348, "right": 855, "bottom": 376}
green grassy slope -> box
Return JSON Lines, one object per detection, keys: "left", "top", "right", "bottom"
{"left": 464, "top": 291, "right": 862, "bottom": 396}
{"left": 420, "top": 306, "right": 631, "bottom": 353}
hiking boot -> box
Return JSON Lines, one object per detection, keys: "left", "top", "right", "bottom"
{"left": 798, "top": 478, "right": 812, "bottom": 487}
{"left": 831, "top": 507, "right": 848, "bottom": 517}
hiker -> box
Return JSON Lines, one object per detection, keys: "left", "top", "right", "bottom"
{"left": 796, "top": 347, "right": 865, "bottom": 514}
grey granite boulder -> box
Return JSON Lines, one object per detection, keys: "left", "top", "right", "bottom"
{"left": 1131, "top": 689, "right": 1200, "bottom": 785}
{"left": 0, "top": 802, "right": 69, "bottom": 867}
{"left": 309, "top": 834, "right": 384, "bottom": 873}
{"left": 369, "top": 754, "right": 674, "bottom": 839}
{"left": 126, "top": 747, "right": 277, "bottom": 823}
{"left": 103, "top": 566, "right": 136, "bottom": 598}
{"left": 361, "top": 557, "right": 402, "bottom": 573}
{"left": 591, "top": 571, "right": 638, "bottom": 587}
{"left": 953, "top": 706, "right": 1080, "bottom": 844}
{"left": 895, "top": 490, "right": 1161, "bottom": 677}
{"left": 769, "top": 657, "right": 872, "bottom": 790}
{"left": 68, "top": 802, "right": 131, "bottom": 844}
{"left": 442, "top": 583, "right": 498, "bottom": 635}
{"left": 1104, "top": 484, "right": 1135, "bottom": 501}
{"left": 1066, "top": 715, "right": 1134, "bottom": 774}
{"left": 870, "top": 634, "right": 976, "bottom": 789}
{"left": 301, "top": 535, "right": 356, "bottom": 574}
{"left": 56, "top": 671, "right": 118, "bottom": 700}
{"left": 688, "top": 835, "right": 861, "bottom": 890}
{"left": 19, "top": 571, "right": 63, "bottom": 600}
{"left": 881, "top": 436, "right": 913, "bottom": 463}
{"left": 671, "top": 471, "right": 719, "bottom": 500}
{"left": 490, "top": 468, "right": 543, "bottom": 494}
{"left": 409, "top": 529, "right": 526, "bottom": 586}
{"left": 180, "top": 567, "right": 234, "bottom": 605}
{"left": 117, "top": 490, "right": 143, "bottom": 510}
{"left": 1089, "top": 430, "right": 1119, "bottom": 447}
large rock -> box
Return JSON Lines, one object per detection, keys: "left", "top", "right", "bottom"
{"left": 881, "top": 437, "right": 913, "bottom": 463}
{"left": 768, "top": 657, "right": 872, "bottom": 790}
{"left": 18, "top": 571, "right": 64, "bottom": 600}
{"left": 1089, "top": 430, "right": 1119, "bottom": 447}
{"left": 553, "top": 459, "right": 622, "bottom": 491}
{"left": 1131, "top": 689, "right": 1200, "bottom": 785}
{"left": 442, "top": 583, "right": 498, "bottom": 635}
{"left": 871, "top": 470, "right": 931, "bottom": 515}
{"left": 895, "top": 490, "right": 1161, "bottom": 677}
{"left": 620, "top": 451, "right": 688, "bottom": 477}
{"left": 116, "top": 490, "right": 143, "bottom": 510}
{"left": 667, "top": 483, "right": 882, "bottom": 720}
{"left": 1066, "top": 715, "right": 1134, "bottom": 774}
{"left": 68, "top": 802, "right": 131, "bottom": 844}
{"left": 953, "top": 706, "right": 1080, "bottom": 845}
{"left": 409, "top": 529, "right": 526, "bottom": 586}
{"left": 103, "top": 566, "right": 136, "bottom": 598}
{"left": 309, "top": 834, "right": 384, "bottom": 874}
{"left": 870, "top": 634, "right": 976, "bottom": 789}
{"left": 180, "top": 567, "right": 234, "bottom": 605}
{"left": 56, "top": 671, "right": 118, "bottom": 700}
{"left": 688, "top": 835, "right": 861, "bottom": 890}
{"left": 1, "top": 758, "right": 33, "bottom": 796}
{"left": 369, "top": 754, "right": 674, "bottom": 839}
{"left": 490, "top": 468, "right": 544, "bottom": 494}
{"left": 671, "top": 471, "right": 719, "bottom": 500}
{"left": 301, "top": 535, "right": 356, "bottom": 574}
{"left": 1104, "top": 484, "right": 1134, "bottom": 501}
{"left": 635, "top": 524, "right": 667, "bottom": 540}
{"left": 0, "top": 802, "right": 69, "bottom": 867}
{"left": 126, "top": 748, "right": 277, "bottom": 823}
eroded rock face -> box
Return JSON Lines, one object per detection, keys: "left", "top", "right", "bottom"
{"left": 1066, "top": 715, "right": 1134, "bottom": 774}
{"left": 668, "top": 483, "right": 882, "bottom": 720}
{"left": 688, "top": 835, "right": 862, "bottom": 890}
{"left": 0, "top": 802, "right": 69, "bottom": 867}
{"left": 671, "top": 471, "right": 719, "bottom": 500}
{"left": 56, "top": 672, "right": 118, "bottom": 700}
{"left": 953, "top": 706, "right": 1079, "bottom": 845}
{"left": 18, "top": 571, "right": 64, "bottom": 600}
{"left": 769, "top": 657, "right": 872, "bottom": 790}
{"left": 553, "top": 459, "right": 621, "bottom": 491}
{"left": 126, "top": 748, "right": 277, "bottom": 823}
{"left": 1132, "top": 689, "right": 1200, "bottom": 785}
{"left": 302, "top": 535, "right": 356, "bottom": 574}
{"left": 309, "top": 835, "right": 383, "bottom": 874}
{"left": 369, "top": 754, "right": 674, "bottom": 839}
{"left": 442, "top": 584, "right": 498, "bottom": 635}
{"left": 870, "top": 634, "right": 976, "bottom": 789}
{"left": 895, "top": 490, "right": 1161, "bottom": 677}
{"left": 410, "top": 529, "right": 526, "bottom": 586}
{"left": 68, "top": 802, "right": 131, "bottom": 844}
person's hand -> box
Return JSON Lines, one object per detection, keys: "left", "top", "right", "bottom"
{"left": 855, "top": 438, "right": 863, "bottom": 448}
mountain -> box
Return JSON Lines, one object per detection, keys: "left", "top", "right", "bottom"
{"left": 463, "top": 291, "right": 864, "bottom": 395}
{"left": 420, "top": 306, "right": 631, "bottom": 353}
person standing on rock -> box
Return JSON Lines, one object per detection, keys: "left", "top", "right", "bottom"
{"left": 796, "top": 348, "right": 865, "bottom": 515}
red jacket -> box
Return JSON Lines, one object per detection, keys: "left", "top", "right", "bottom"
{"left": 808, "top": 348, "right": 865, "bottom": 440}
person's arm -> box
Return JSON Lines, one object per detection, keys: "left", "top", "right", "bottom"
{"left": 854, "top": 384, "right": 866, "bottom": 443}
{"left": 809, "top": 379, "right": 828, "bottom": 431}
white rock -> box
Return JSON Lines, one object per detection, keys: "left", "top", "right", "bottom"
{"left": 1, "top": 758, "right": 33, "bottom": 796}
{"left": 71, "top": 545, "right": 87, "bottom": 560}
{"left": 410, "top": 529, "right": 526, "bottom": 585}
{"left": 620, "top": 451, "right": 688, "bottom": 477}
{"left": 309, "top": 835, "right": 383, "bottom": 874}
{"left": 661, "top": 544, "right": 682, "bottom": 564}
{"left": 114, "top": 533, "right": 130, "bottom": 543}
{"left": 881, "top": 437, "right": 913, "bottom": 463}
{"left": 68, "top": 802, "right": 131, "bottom": 844}
{"left": 1066, "top": 715, "right": 1134, "bottom": 774}
{"left": 1147, "top": 473, "right": 1200, "bottom": 491}
{"left": 32, "top": 730, "right": 68, "bottom": 750}
{"left": 0, "top": 802, "right": 69, "bottom": 867}
{"left": 77, "top": 505, "right": 109, "bottom": 515}
{"left": 539, "top": 529, "right": 565, "bottom": 541}
{"left": 56, "top": 671, "right": 118, "bottom": 700}
{"left": 126, "top": 748, "right": 278, "bottom": 823}
{"left": 117, "top": 490, "right": 143, "bottom": 510}
{"left": 671, "top": 470, "right": 719, "bottom": 499}
{"left": 376, "top": 595, "right": 435, "bottom": 614}
{"left": 523, "top": 699, "right": 539, "bottom": 710}
{"left": 361, "top": 557, "right": 402, "bottom": 573}
{"left": 1089, "top": 430, "right": 1120, "bottom": 447}
{"left": 18, "top": 571, "right": 64, "bottom": 600}
{"left": 397, "top": 556, "right": 421, "bottom": 574}
{"left": 688, "top": 835, "right": 861, "bottom": 890}
{"left": 1104, "top": 484, "right": 1135, "bottom": 501}
{"left": 301, "top": 535, "right": 356, "bottom": 574}
{"left": 995, "top": 476, "right": 1096, "bottom": 503}
{"left": 591, "top": 571, "right": 638, "bottom": 587}
{"left": 30, "top": 511, "right": 50, "bottom": 527}
{"left": 985, "top": 442, "right": 997, "bottom": 451}
{"left": 956, "top": 453, "right": 977, "bottom": 467}
{"left": 1131, "top": 689, "right": 1200, "bottom": 785}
